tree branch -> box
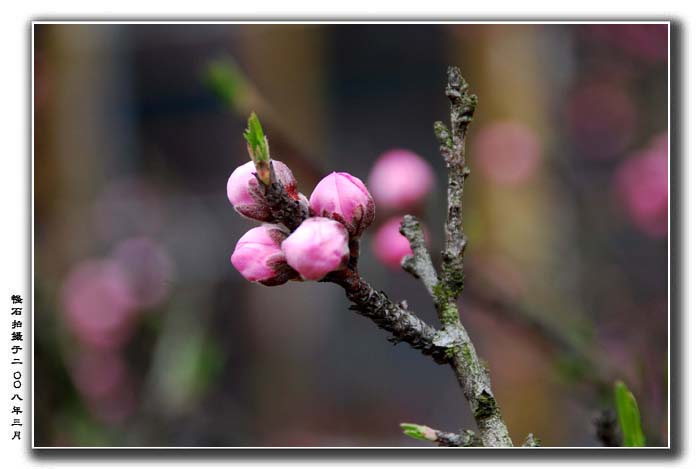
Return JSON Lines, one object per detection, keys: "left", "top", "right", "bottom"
{"left": 430, "top": 67, "right": 512, "bottom": 447}
{"left": 400, "top": 423, "right": 483, "bottom": 447}
{"left": 435, "top": 429, "right": 483, "bottom": 447}
{"left": 322, "top": 269, "right": 449, "bottom": 364}
{"left": 434, "top": 66, "right": 477, "bottom": 299}
{"left": 401, "top": 425, "right": 541, "bottom": 448}
{"left": 400, "top": 215, "right": 439, "bottom": 303}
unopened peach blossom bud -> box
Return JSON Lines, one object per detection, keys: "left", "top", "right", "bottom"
{"left": 281, "top": 217, "right": 349, "bottom": 281}
{"left": 309, "top": 172, "right": 375, "bottom": 237}
{"left": 231, "top": 224, "right": 297, "bottom": 286}
{"left": 227, "top": 160, "right": 300, "bottom": 221}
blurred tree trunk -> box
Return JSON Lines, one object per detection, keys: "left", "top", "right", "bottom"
{"left": 39, "top": 24, "right": 133, "bottom": 276}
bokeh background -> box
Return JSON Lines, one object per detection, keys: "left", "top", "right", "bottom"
{"left": 33, "top": 23, "right": 669, "bottom": 447}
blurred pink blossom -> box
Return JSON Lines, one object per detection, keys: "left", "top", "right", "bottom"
{"left": 70, "top": 349, "right": 137, "bottom": 425}
{"left": 281, "top": 217, "right": 349, "bottom": 281}
{"left": 309, "top": 172, "right": 375, "bottom": 237}
{"left": 566, "top": 83, "right": 636, "bottom": 160}
{"left": 61, "top": 259, "right": 138, "bottom": 350}
{"left": 582, "top": 24, "right": 668, "bottom": 63}
{"left": 86, "top": 388, "right": 137, "bottom": 425}
{"left": 372, "top": 216, "right": 426, "bottom": 270}
{"left": 70, "top": 350, "right": 129, "bottom": 401}
{"left": 111, "top": 237, "right": 175, "bottom": 310}
{"left": 472, "top": 121, "right": 542, "bottom": 185}
{"left": 615, "top": 132, "right": 668, "bottom": 238}
{"left": 368, "top": 149, "right": 435, "bottom": 211}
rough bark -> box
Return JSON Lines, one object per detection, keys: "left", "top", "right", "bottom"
{"left": 435, "top": 429, "right": 483, "bottom": 447}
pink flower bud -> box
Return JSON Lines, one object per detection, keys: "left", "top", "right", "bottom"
{"left": 614, "top": 133, "right": 668, "bottom": 238}
{"left": 227, "top": 160, "right": 300, "bottom": 221}
{"left": 231, "top": 224, "right": 297, "bottom": 286}
{"left": 281, "top": 217, "right": 349, "bottom": 280}
{"left": 309, "top": 172, "right": 375, "bottom": 236}
{"left": 368, "top": 149, "right": 435, "bottom": 210}
{"left": 372, "top": 216, "right": 428, "bottom": 270}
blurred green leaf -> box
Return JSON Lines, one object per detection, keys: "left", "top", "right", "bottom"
{"left": 614, "top": 380, "right": 646, "bottom": 447}
{"left": 553, "top": 355, "right": 588, "bottom": 383}
{"left": 204, "top": 59, "right": 243, "bottom": 107}
{"left": 149, "top": 299, "right": 224, "bottom": 413}
{"left": 60, "top": 410, "right": 113, "bottom": 446}
{"left": 193, "top": 340, "right": 225, "bottom": 394}
{"left": 161, "top": 333, "right": 221, "bottom": 408}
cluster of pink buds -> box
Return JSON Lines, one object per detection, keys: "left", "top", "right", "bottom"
{"left": 228, "top": 115, "right": 374, "bottom": 285}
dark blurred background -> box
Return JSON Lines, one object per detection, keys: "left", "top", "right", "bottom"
{"left": 33, "top": 23, "right": 668, "bottom": 447}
